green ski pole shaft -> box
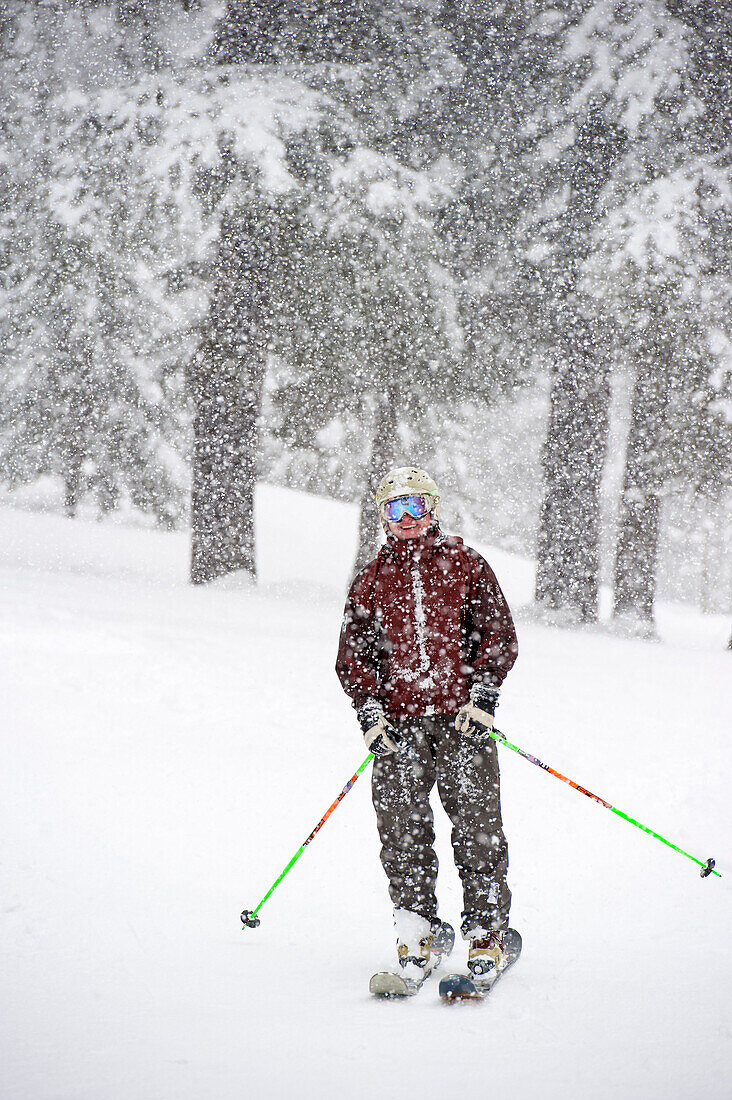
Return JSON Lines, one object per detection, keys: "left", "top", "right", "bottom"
{"left": 491, "top": 728, "right": 719, "bottom": 878}
{"left": 241, "top": 753, "right": 374, "bottom": 928}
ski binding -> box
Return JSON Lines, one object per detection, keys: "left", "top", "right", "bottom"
{"left": 439, "top": 928, "right": 522, "bottom": 1003}
{"left": 370, "top": 920, "right": 455, "bottom": 998}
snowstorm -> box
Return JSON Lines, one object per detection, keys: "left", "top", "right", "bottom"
{"left": 1, "top": 3, "right": 730, "bottom": 1098}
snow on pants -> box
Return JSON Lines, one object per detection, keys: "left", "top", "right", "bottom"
{"left": 371, "top": 715, "right": 511, "bottom": 937}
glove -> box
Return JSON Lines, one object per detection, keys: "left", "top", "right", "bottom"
{"left": 454, "top": 684, "right": 499, "bottom": 738}
{"left": 357, "top": 699, "right": 403, "bottom": 757}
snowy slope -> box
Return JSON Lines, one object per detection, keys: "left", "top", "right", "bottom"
{"left": 1, "top": 486, "right": 730, "bottom": 1100}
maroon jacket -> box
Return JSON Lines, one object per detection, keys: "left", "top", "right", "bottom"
{"left": 336, "top": 529, "right": 518, "bottom": 720}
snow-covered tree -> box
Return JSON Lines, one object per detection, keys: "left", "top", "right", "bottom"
{"left": 566, "top": 0, "right": 732, "bottom": 627}
{"left": 265, "top": 152, "right": 461, "bottom": 571}
{"left": 1, "top": 0, "right": 728, "bottom": 613}
{"left": 531, "top": 104, "right": 626, "bottom": 622}
{"left": 580, "top": 156, "right": 731, "bottom": 627}
{"left": 0, "top": 2, "right": 195, "bottom": 524}
{"left": 521, "top": 0, "right": 729, "bottom": 621}
{"left": 189, "top": 0, "right": 463, "bottom": 581}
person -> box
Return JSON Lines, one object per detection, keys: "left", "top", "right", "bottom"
{"left": 336, "top": 466, "right": 518, "bottom": 983}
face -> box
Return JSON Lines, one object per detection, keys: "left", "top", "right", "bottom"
{"left": 383, "top": 495, "right": 435, "bottom": 540}
{"left": 388, "top": 512, "right": 433, "bottom": 540}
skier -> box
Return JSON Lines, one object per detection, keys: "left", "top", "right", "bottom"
{"left": 336, "top": 467, "right": 518, "bottom": 990}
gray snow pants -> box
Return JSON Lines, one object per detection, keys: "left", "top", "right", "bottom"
{"left": 371, "top": 715, "right": 511, "bottom": 937}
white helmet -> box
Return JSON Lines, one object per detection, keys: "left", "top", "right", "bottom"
{"left": 375, "top": 466, "right": 440, "bottom": 529}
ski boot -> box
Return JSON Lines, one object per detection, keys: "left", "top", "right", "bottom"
{"left": 468, "top": 929, "right": 507, "bottom": 976}
{"left": 370, "top": 911, "right": 455, "bottom": 997}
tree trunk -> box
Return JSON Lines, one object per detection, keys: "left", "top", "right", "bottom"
{"left": 534, "top": 108, "right": 625, "bottom": 622}
{"left": 352, "top": 386, "right": 398, "bottom": 576}
{"left": 190, "top": 349, "right": 262, "bottom": 583}
{"left": 64, "top": 462, "right": 82, "bottom": 518}
{"left": 189, "top": 208, "right": 271, "bottom": 585}
{"left": 613, "top": 486, "right": 660, "bottom": 625}
{"left": 612, "top": 359, "right": 667, "bottom": 627}
{"left": 535, "top": 324, "right": 610, "bottom": 621}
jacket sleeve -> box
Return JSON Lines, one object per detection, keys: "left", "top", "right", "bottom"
{"left": 335, "top": 564, "right": 381, "bottom": 711}
{"left": 464, "top": 550, "right": 518, "bottom": 690}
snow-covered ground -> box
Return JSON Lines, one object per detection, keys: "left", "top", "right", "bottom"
{"left": 2, "top": 486, "right": 730, "bottom": 1100}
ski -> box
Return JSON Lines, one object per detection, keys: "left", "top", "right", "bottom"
{"left": 439, "top": 928, "right": 522, "bottom": 1003}
{"left": 370, "top": 920, "right": 455, "bottom": 998}
{"left": 369, "top": 970, "right": 429, "bottom": 997}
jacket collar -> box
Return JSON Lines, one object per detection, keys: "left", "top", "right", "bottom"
{"left": 382, "top": 524, "right": 443, "bottom": 562}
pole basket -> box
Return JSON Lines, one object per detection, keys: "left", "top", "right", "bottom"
{"left": 700, "top": 858, "right": 716, "bottom": 879}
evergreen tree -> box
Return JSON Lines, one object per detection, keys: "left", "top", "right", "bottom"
{"left": 270, "top": 153, "right": 461, "bottom": 571}
{"left": 575, "top": 3, "right": 732, "bottom": 626}
{"left": 613, "top": 311, "right": 731, "bottom": 630}
{"left": 524, "top": 0, "right": 714, "bottom": 621}
{"left": 189, "top": 200, "right": 277, "bottom": 583}
{"left": 197, "top": 0, "right": 462, "bottom": 580}
{"left": 591, "top": 177, "right": 732, "bottom": 627}
{"left": 0, "top": 1, "right": 195, "bottom": 524}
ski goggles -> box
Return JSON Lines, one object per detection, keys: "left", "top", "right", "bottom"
{"left": 382, "top": 494, "right": 433, "bottom": 523}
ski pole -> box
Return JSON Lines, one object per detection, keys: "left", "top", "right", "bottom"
{"left": 241, "top": 753, "right": 374, "bottom": 928}
{"left": 491, "top": 727, "right": 720, "bottom": 879}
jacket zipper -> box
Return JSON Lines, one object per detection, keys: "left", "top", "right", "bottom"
{"left": 411, "top": 563, "right": 433, "bottom": 688}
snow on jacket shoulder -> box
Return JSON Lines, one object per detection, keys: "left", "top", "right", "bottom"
{"left": 335, "top": 529, "right": 518, "bottom": 720}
